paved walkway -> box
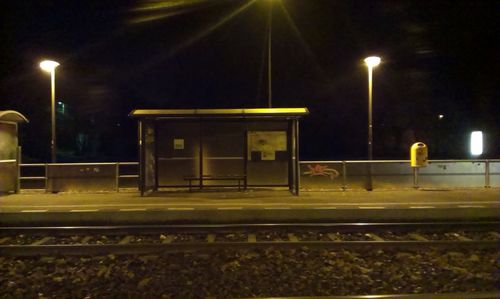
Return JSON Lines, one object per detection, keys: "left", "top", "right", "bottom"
{"left": 1, "top": 189, "right": 499, "bottom": 211}
{"left": 0, "top": 189, "right": 498, "bottom": 224}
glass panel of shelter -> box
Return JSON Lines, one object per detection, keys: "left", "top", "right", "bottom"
{"left": 154, "top": 119, "right": 291, "bottom": 189}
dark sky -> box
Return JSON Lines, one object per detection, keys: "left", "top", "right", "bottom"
{"left": 0, "top": 0, "right": 498, "bottom": 162}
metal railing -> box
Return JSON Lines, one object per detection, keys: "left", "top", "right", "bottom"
{"left": 20, "top": 162, "right": 139, "bottom": 192}
{"left": 299, "top": 159, "right": 500, "bottom": 190}
{"left": 17, "top": 159, "right": 499, "bottom": 192}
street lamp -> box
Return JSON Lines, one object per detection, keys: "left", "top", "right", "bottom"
{"left": 364, "top": 56, "right": 381, "bottom": 191}
{"left": 40, "top": 60, "right": 60, "bottom": 163}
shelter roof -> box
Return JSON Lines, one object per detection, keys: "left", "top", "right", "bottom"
{"left": 129, "top": 108, "right": 309, "bottom": 119}
{"left": 0, "top": 110, "right": 29, "bottom": 123}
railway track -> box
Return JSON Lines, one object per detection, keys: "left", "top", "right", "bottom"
{"left": 1, "top": 222, "right": 498, "bottom": 298}
{"left": 0, "top": 222, "right": 498, "bottom": 256}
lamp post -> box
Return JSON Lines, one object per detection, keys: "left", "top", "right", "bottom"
{"left": 364, "top": 56, "right": 381, "bottom": 191}
{"left": 267, "top": 0, "right": 273, "bottom": 108}
{"left": 40, "top": 60, "right": 60, "bottom": 163}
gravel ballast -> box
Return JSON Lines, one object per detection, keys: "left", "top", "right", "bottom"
{"left": 0, "top": 247, "right": 498, "bottom": 298}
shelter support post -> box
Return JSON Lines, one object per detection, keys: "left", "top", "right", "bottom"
{"left": 287, "top": 120, "right": 293, "bottom": 193}
{"left": 244, "top": 122, "right": 248, "bottom": 189}
{"left": 199, "top": 120, "right": 203, "bottom": 189}
{"left": 154, "top": 122, "right": 159, "bottom": 192}
{"left": 294, "top": 119, "right": 300, "bottom": 196}
{"left": 139, "top": 121, "right": 145, "bottom": 196}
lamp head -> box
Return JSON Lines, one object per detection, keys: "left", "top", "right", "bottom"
{"left": 40, "top": 60, "right": 60, "bottom": 72}
{"left": 364, "top": 56, "right": 381, "bottom": 68}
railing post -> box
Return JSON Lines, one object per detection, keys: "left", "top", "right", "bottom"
{"left": 367, "top": 161, "right": 373, "bottom": 191}
{"left": 485, "top": 160, "right": 490, "bottom": 188}
{"left": 342, "top": 161, "right": 347, "bottom": 190}
{"left": 116, "top": 163, "right": 120, "bottom": 192}
{"left": 413, "top": 167, "right": 419, "bottom": 189}
{"left": 16, "top": 146, "right": 21, "bottom": 193}
{"left": 45, "top": 163, "right": 48, "bottom": 193}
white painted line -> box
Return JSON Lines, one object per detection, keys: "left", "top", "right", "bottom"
{"left": 119, "top": 208, "right": 146, "bottom": 212}
{"left": 458, "top": 205, "right": 485, "bottom": 208}
{"left": 358, "top": 206, "right": 385, "bottom": 209}
{"left": 264, "top": 207, "right": 291, "bottom": 210}
{"left": 217, "top": 207, "right": 243, "bottom": 210}
{"left": 168, "top": 208, "right": 194, "bottom": 211}
{"left": 5, "top": 201, "right": 499, "bottom": 209}
{"left": 70, "top": 209, "right": 98, "bottom": 212}
{"left": 409, "top": 206, "right": 435, "bottom": 209}
{"left": 314, "top": 207, "right": 337, "bottom": 209}
{"left": 21, "top": 210, "right": 48, "bottom": 213}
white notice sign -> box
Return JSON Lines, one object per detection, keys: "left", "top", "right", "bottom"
{"left": 173, "top": 139, "right": 184, "bottom": 150}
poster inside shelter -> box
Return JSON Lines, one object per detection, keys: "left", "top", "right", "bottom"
{"left": 247, "top": 131, "right": 287, "bottom": 161}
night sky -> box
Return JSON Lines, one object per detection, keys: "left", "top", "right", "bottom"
{"left": 0, "top": 0, "right": 498, "bottom": 162}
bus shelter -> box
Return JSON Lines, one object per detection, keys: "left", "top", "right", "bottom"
{"left": 0, "top": 110, "right": 29, "bottom": 193}
{"left": 129, "top": 108, "right": 309, "bottom": 195}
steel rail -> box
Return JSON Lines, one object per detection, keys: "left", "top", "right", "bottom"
{"left": 0, "top": 240, "right": 498, "bottom": 256}
{"left": 238, "top": 292, "right": 500, "bottom": 299}
{"left": 0, "top": 222, "right": 498, "bottom": 235}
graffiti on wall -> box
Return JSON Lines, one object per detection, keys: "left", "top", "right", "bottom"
{"left": 303, "top": 164, "right": 340, "bottom": 180}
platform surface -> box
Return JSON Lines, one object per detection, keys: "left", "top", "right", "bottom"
{"left": 0, "top": 189, "right": 498, "bottom": 225}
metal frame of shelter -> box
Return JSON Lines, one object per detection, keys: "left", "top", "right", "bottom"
{"left": 129, "top": 108, "right": 309, "bottom": 196}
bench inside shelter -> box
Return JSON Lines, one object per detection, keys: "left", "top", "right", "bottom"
{"left": 184, "top": 174, "right": 247, "bottom": 191}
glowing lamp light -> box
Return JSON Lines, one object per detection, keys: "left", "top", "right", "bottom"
{"left": 470, "top": 131, "right": 483, "bottom": 156}
{"left": 39, "top": 60, "right": 60, "bottom": 72}
{"left": 364, "top": 56, "right": 381, "bottom": 68}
